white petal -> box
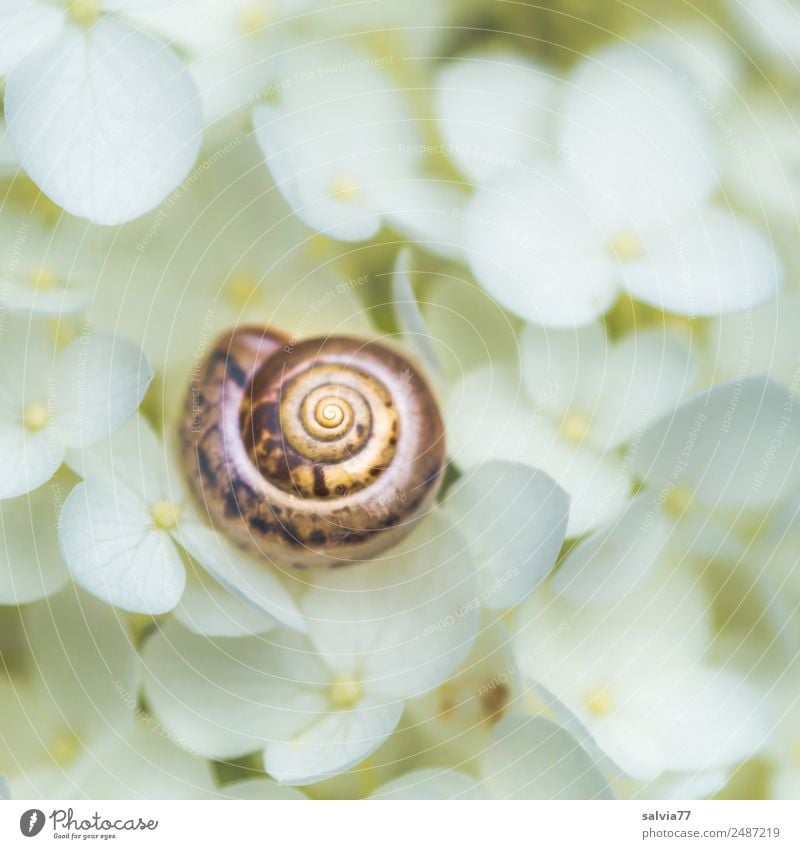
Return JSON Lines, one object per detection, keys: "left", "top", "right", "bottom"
{"left": 464, "top": 167, "right": 617, "bottom": 326}
{"left": 252, "top": 43, "right": 419, "bottom": 241}
{"left": 143, "top": 623, "right": 328, "bottom": 761}
{"left": 445, "top": 460, "right": 569, "bottom": 608}
{"left": 633, "top": 377, "right": 800, "bottom": 509}
{"left": 444, "top": 363, "right": 533, "bottom": 470}
{"left": 590, "top": 329, "right": 696, "bottom": 448}
{"left": 0, "top": 482, "right": 70, "bottom": 604}
{"left": 59, "top": 480, "right": 185, "bottom": 614}
{"left": 0, "top": 421, "right": 63, "bottom": 499}
{"left": 264, "top": 699, "right": 403, "bottom": 786}
{"left": 435, "top": 51, "right": 558, "bottom": 184}
{"left": 371, "top": 768, "right": 485, "bottom": 800}
{"left": 560, "top": 44, "right": 718, "bottom": 222}
{"left": 177, "top": 517, "right": 306, "bottom": 634}
{"left": 174, "top": 556, "right": 278, "bottom": 638}
{"left": 624, "top": 209, "right": 782, "bottom": 317}
{"left": 55, "top": 720, "right": 217, "bottom": 801}
{"left": 0, "top": 1, "right": 63, "bottom": 75}
{"left": 519, "top": 322, "right": 608, "bottom": 422}
{"left": 382, "top": 179, "right": 471, "bottom": 261}
{"left": 5, "top": 19, "right": 202, "bottom": 225}
{"left": 54, "top": 333, "right": 153, "bottom": 448}
{"left": 24, "top": 587, "right": 141, "bottom": 734}
{"left": 391, "top": 247, "right": 445, "bottom": 383}
{"left": 551, "top": 492, "right": 673, "bottom": 605}
{"left": 480, "top": 715, "right": 613, "bottom": 799}
{"left": 301, "top": 513, "right": 480, "bottom": 699}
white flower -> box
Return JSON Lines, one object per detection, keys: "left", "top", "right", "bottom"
{"left": 0, "top": 320, "right": 152, "bottom": 499}
{"left": 0, "top": 211, "right": 96, "bottom": 318}
{"left": 457, "top": 44, "right": 781, "bottom": 326}
{"left": 252, "top": 41, "right": 463, "bottom": 256}
{"left": 553, "top": 376, "right": 800, "bottom": 604}
{"left": 0, "top": 588, "right": 140, "bottom": 798}
{"left": 143, "top": 514, "right": 480, "bottom": 786}
{"left": 372, "top": 714, "right": 612, "bottom": 799}
{"left": 513, "top": 571, "right": 771, "bottom": 781}
{"left": 59, "top": 415, "right": 303, "bottom": 628}
{"left": 446, "top": 324, "right": 694, "bottom": 536}
{"left": 2, "top": 0, "right": 203, "bottom": 225}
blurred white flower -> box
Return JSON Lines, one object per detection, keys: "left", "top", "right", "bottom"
{"left": 554, "top": 376, "right": 800, "bottom": 604}
{"left": 725, "top": 0, "right": 800, "bottom": 68}
{"left": 0, "top": 320, "right": 152, "bottom": 499}
{"left": 372, "top": 714, "right": 612, "bottom": 799}
{"left": 59, "top": 416, "right": 303, "bottom": 627}
{"left": 0, "top": 211, "right": 96, "bottom": 318}
{"left": 446, "top": 324, "right": 694, "bottom": 536}
{"left": 253, "top": 41, "right": 463, "bottom": 255}
{"left": 513, "top": 570, "right": 771, "bottom": 781}
{"left": 458, "top": 44, "right": 781, "bottom": 326}
{"left": 143, "top": 515, "right": 480, "bottom": 785}
{"left": 2, "top": 0, "right": 203, "bottom": 224}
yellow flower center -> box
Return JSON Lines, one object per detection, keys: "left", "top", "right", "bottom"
{"left": 610, "top": 231, "right": 643, "bottom": 261}
{"left": 331, "top": 176, "right": 360, "bottom": 202}
{"left": 23, "top": 403, "right": 49, "bottom": 431}
{"left": 329, "top": 677, "right": 363, "bottom": 709}
{"left": 30, "top": 266, "right": 60, "bottom": 290}
{"left": 560, "top": 410, "right": 591, "bottom": 443}
{"left": 49, "top": 731, "right": 81, "bottom": 765}
{"left": 150, "top": 500, "right": 181, "bottom": 531}
{"left": 241, "top": 3, "right": 269, "bottom": 33}
{"left": 664, "top": 484, "right": 694, "bottom": 519}
{"left": 67, "top": 0, "right": 100, "bottom": 26}
{"left": 224, "top": 273, "right": 262, "bottom": 308}
{"left": 584, "top": 688, "right": 615, "bottom": 716}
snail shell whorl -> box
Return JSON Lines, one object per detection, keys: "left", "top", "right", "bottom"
{"left": 180, "top": 326, "right": 446, "bottom": 567}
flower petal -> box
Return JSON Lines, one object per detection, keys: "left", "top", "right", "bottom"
{"left": 5, "top": 18, "right": 202, "bottom": 224}
{"left": 624, "top": 209, "right": 782, "bottom": 317}
{"left": 560, "top": 43, "right": 718, "bottom": 221}
{"left": 435, "top": 51, "right": 558, "bottom": 184}
{"left": 0, "top": 481, "right": 70, "bottom": 604}
{"left": 264, "top": 699, "right": 404, "bottom": 786}
{"left": 0, "top": 421, "right": 63, "bottom": 500}
{"left": 59, "top": 480, "right": 185, "bottom": 614}
{"left": 445, "top": 460, "right": 569, "bottom": 608}
{"left": 480, "top": 715, "right": 614, "bottom": 799}
{"left": 464, "top": 167, "right": 617, "bottom": 326}
{"left": 301, "top": 513, "right": 480, "bottom": 699}
{"left": 0, "top": 1, "right": 63, "bottom": 75}
{"left": 143, "top": 623, "right": 328, "bottom": 761}
{"left": 177, "top": 517, "right": 307, "bottom": 634}
{"left": 633, "top": 376, "right": 800, "bottom": 510}
{"left": 174, "top": 555, "right": 278, "bottom": 638}
{"left": 551, "top": 492, "right": 673, "bottom": 605}
{"left": 54, "top": 333, "right": 153, "bottom": 449}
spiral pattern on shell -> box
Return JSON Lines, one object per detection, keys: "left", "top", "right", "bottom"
{"left": 180, "top": 326, "right": 446, "bottom": 567}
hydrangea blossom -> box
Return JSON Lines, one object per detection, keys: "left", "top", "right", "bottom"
{"left": 143, "top": 515, "right": 480, "bottom": 785}
{"left": 372, "top": 715, "right": 612, "bottom": 799}
{"left": 2, "top": 0, "right": 203, "bottom": 224}
{"left": 0, "top": 320, "right": 152, "bottom": 499}
{"left": 450, "top": 44, "right": 781, "bottom": 326}
{"left": 58, "top": 416, "right": 303, "bottom": 629}
{"left": 446, "top": 324, "right": 694, "bottom": 536}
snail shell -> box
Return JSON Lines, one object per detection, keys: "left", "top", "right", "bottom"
{"left": 180, "top": 326, "right": 446, "bottom": 567}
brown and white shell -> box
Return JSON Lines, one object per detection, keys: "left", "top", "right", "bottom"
{"left": 179, "top": 326, "right": 446, "bottom": 567}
